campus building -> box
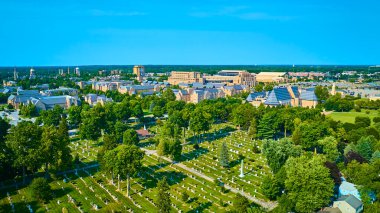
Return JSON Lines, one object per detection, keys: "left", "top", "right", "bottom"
{"left": 172, "top": 83, "right": 248, "bottom": 104}
{"left": 84, "top": 94, "right": 113, "bottom": 106}
{"left": 167, "top": 71, "right": 204, "bottom": 85}
{"left": 118, "top": 85, "right": 161, "bottom": 96}
{"left": 255, "top": 72, "right": 287, "bottom": 83}
{"left": 246, "top": 86, "right": 318, "bottom": 108}
{"left": 29, "top": 95, "right": 80, "bottom": 111}
{"left": 133, "top": 65, "right": 145, "bottom": 82}
{"left": 204, "top": 70, "right": 256, "bottom": 87}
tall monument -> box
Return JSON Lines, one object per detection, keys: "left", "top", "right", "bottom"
{"left": 239, "top": 159, "right": 245, "bottom": 178}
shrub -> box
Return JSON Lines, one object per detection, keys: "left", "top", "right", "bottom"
{"left": 181, "top": 191, "right": 189, "bottom": 202}
{"left": 29, "top": 178, "right": 52, "bottom": 202}
{"left": 373, "top": 117, "right": 380, "bottom": 123}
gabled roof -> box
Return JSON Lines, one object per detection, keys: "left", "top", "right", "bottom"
{"left": 246, "top": 92, "right": 266, "bottom": 102}
{"left": 264, "top": 87, "right": 291, "bottom": 105}
{"left": 290, "top": 86, "right": 300, "bottom": 98}
{"left": 336, "top": 195, "right": 362, "bottom": 210}
{"left": 300, "top": 89, "right": 318, "bottom": 101}
{"left": 39, "top": 96, "right": 70, "bottom": 105}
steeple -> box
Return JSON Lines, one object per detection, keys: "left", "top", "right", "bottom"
{"left": 13, "top": 67, "right": 18, "bottom": 81}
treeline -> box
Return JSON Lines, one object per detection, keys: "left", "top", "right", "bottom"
{"left": 255, "top": 109, "right": 380, "bottom": 212}
{"left": 0, "top": 117, "right": 71, "bottom": 182}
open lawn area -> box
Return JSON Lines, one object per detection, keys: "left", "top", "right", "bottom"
{"left": 328, "top": 110, "right": 379, "bottom": 124}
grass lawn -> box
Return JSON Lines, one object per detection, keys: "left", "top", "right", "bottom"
{"left": 328, "top": 110, "right": 379, "bottom": 124}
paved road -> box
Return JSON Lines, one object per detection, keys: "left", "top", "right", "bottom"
{"left": 141, "top": 148, "right": 278, "bottom": 210}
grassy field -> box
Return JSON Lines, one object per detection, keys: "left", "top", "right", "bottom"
{"left": 328, "top": 110, "right": 379, "bottom": 124}
{"left": 0, "top": 123, "right": 268, "bottom": 212}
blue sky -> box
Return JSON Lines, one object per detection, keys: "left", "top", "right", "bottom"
{"left": 0, "top": 0, "right": 379, "bottom": 66}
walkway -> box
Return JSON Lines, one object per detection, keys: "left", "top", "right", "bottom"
{"left": 141, "top": 148, "right": 278, "bottom": 210}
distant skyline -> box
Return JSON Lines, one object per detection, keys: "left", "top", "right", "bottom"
{"left": 1, "top": 0, "right": 379, "bottom": 66}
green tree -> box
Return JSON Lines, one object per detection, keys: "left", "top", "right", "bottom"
{"left": 6, "top": 122, "right": 42, "bottom": 183}
{"left": 233, "top": 193, "right": 250, "bottom": 213}
{"left": 20, "top": 103, "right": 38, "bottom": 118}
{"left": 315, "top": 86, "right": 330, "bottom": 102}
{"left": 261, "top": 175, "right": 281, "bottom": 200}
{"left": 79, "top": 109, "right": 102, "bottom": 141}
{"left": 157, "top": 139, "right": 170, "bottom": 156}
{"left": 156, "top": 176, "right": 171, "bottom": 213}
{"left": 181, "top": 191, "right": 189, "bottom": 202}
{"left": 67, "top": 105, "right": 82, "bottom": 127}
{"left": 254, "top": 84, "right": 263, "bottom": 92}
{"left": 40, "top": 105, "right": 63, "bottom": 126}
{"left": 355, "top": 116, "right": 371, "bottom": 128}
{"left": 29, "top": 177, "right": 52, "bottom": 202}
{"left": 162, "top": 88, "right": 176, "bottom": 102}
{"left": 318, "top": 136, "right": 340, "bottom": 162}
{"left": 291, "top": 120, "right": 331, "bottom": 149}
{"left": 123, "top": 129, "right": 139, "bottom": 145}
{"left": 103, "top": 145, "right": 144, "bottom": 196}
{"left": 257, "top": 112, "right": 276, "bottom": 139}
{"left": 262, "top": 138, "right": 301, "bottom": 173}
{"left": 219, "top": 142, "right": 229, "bottom": 167}
{"left": 353, "top": 136, "right": 377, "bottom": 161}
{"left": 112, "top": 121, "right": 129, "bottom": 142}
{"left": 169, "top": 138, "right": 182, "bottom": 161}
{"left": 152, "top": 105, "right": 164, "bottom": 118}
{"left": 248, "top": 118, "right": 257, "bottom": 140}
{"left": 40, "top": 126, "right": 61, "bottom": 177}
{"left": 189, "top": 108, "right": 211, "bottom": 142}
{"left": 232, "top": 104, "right": 255, "bottom": 130}
{"left": 284, "top": 155, "right": 334, "bottom": 213}
{"left": 57, "top": 117, "right": 72, "bottom": 169}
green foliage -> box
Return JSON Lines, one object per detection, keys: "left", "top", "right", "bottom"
{"left": 162, "top": 88, "right": 176, "bottom": 102}
{"left": 67, "top": 105, "right": 82, "bottom": 127}
{"left": 157, "top": 139, "right": 170, "bottom": 157}
{"left": 262, "top": 138, "right": 301, "bottom": 173}
{"left": 355, "top": 116, "right": 371, "bottom": 128}
{"left": 318, "top": 136, "right": 340, "bottom": 162}
{"left": 219, "top": 142, "right": 229, "bottom": 167}
{"left": 314, "top": 86, "right": 330, "bottom": 102}
{"left": 284, "top": 155, "right": 334, "bottom": 213}
{"left": 19, "top": 103, "right": 38, "bottom": 118}
{"left": 181, "top": 191, "right": 189, "bottom": 202}
{"left": 39, "top": 105, "right": 63, "bottom": 126}
{"left": 248, "top": 118, "right": 257, "bottom": 140}
{"left": 156, "top": 176, "right": 171, "bottom": 213}
{"left": 292, "top": 120, "right": 331, "bottom": 149}
{"left": 261, "top": 175, "right": 281, "bottom": 200}
{"left": 350, "top": 136, "right": 378, "bottom": 161}
{"left": 79, "top": 108, "right": 102, "bottom": 141}
{"left": 29, "top": 177, "right": 52, "bottom": 202}
{"left": 233, "top": 193, "right": 250, "bottom": 213}
{"left": 6, "top": 122, "right": 42, "bottom": 182}
{"left": 254, "top": 84, "right": 263, "bottom": 92}
{"left": 324, "top": 94, "right": 354, "bottom": 112}
{"left": 123, "top": 129, "right": 139, "bottom": 145}
{"left": 232, "top": 103, "right": 255, "bottom": 130}
{"left": 190, "top": 108, "right": 211, "bottom": 140}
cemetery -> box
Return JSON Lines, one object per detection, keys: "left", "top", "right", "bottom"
{"left": 0, "top": 122, "right": 272, "bottom": 212}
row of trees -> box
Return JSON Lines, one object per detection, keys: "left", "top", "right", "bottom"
{"left": 0, "top": 117, "right": 71, "bottom": 182}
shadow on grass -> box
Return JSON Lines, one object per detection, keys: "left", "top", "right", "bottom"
{"left": 181, "top": 147, "right": 209, "bottom": 162}
{"left": 138, "top": 170, "right": 187, "bottom": 190}
{"left": 187, "top": 126, "right": 236, "bottom": 144}
{"left": 187, "top": 201, "right": 212, "bottom": 213}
